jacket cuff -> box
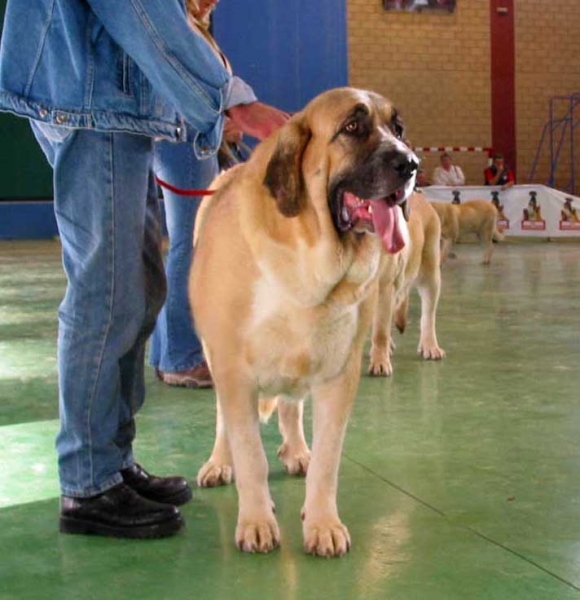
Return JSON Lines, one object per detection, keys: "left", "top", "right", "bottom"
{"left": 223, "top": 76, "right": 258, "bottom": 110}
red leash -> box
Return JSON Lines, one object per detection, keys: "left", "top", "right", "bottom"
{"left": 155, "top": 176, "right": 215, "bottom": 197}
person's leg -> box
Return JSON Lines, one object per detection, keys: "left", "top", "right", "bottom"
{"left": 48, "top": 126, "right": 156, "bottom": 495}
{"left": 150, "top": 140, "right": 218, "bottom": 386}
{"left": 32, "top": 122, "right": 167, "bottom": 493}
{"left": 31, "top": 122, "right": 187, "bottom": 537}
{"left": 111, "top": 171, "right": 193, "bottom": 506}
{"left": 114, "top": 169, "right": 166, "bottom": 465}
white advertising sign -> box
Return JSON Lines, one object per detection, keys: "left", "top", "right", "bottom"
{"left": 422, "top": 184, "right": 580, "bottom": 238}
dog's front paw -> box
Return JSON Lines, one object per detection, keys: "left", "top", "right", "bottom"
{"left": 278, "top": 442, "right": 311, "bottom": 476}
{"left": 196, "top": 460, "right": 234, "bottom": 488}
{"left": 236, "top": 514, "right": 281, "bottom": 553}
{"left": 418, "top": 342, "right": 446, "bottom": 361}
{"left": 303, "top": 517, "right": 351, "bottom": 558}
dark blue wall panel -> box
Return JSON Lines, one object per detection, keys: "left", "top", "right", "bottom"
{"left": 213, "top": 0, "right": 348, "bottom": 113}
{"left": 0, "top": 201, "right": 170, "bottom": 240}
{"left": 0, "top": 202, "right": 57, "bottom": 239}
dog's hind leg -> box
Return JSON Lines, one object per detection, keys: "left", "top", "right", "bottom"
{"left": 394, "top": 291, "right": 409, "bottom": 334}
{"left": 482, "top": 241, "right": 494, "bottom": 265}
{"left": 369, "top": 279, "right": 395, "bottom": 377}
{"left": 480, "top": 221, "right": 495, "bottom": 265}
{"left": 416, "top": 255, "right": 445, "bottom": 361}
{"left": 440, "top": 237, "right": 454, "bottom": 264}
{"left": 277, "top": 398, "right": 311, "bottom": 476}
{"left": 197, "top": 397, "right": 234, "bottom": 487}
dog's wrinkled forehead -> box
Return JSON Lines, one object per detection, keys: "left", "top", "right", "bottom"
{"left": 304, "top": 88, "right": 399, "bottom": 139}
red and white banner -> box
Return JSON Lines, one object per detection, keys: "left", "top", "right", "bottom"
{"left": 422, "top": 184, "right": 580, "bottom": 238}
{"left": 413, "top": 146, "right": 493, "bottom": 156}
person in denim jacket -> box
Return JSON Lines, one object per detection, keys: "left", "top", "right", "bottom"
{"left": 151, "top": 0, "right": 289, "bottom": 390}
{"left": 0, "top": 0, "right": 285, "bottom": 539}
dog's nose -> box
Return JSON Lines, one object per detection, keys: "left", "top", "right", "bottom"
{"left": 392, "top": 155, "right": 419, "bottom": 181}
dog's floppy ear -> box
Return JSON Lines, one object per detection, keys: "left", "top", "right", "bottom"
{"left": 263, "top": 117, "right": 311, "bottom": 217}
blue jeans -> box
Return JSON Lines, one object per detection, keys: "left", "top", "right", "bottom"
{"left": 31, "top": 122, "right": 166, "bottom": 497}
{"left": 149, "top": 140, "right": 218, "bottom": 372}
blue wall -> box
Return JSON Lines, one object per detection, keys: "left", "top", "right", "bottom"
{"left": 213, "top": 0, "right": 348, "bottom": 113}
{"left": 0, "top": 202, "right": 58, "bottom": 239}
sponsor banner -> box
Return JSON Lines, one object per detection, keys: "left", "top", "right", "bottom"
{"left": 422, "top": 184, "right": 580, "bottom": 238}
{"left": 521, "top": 220, "right": 546, "bottom": 231}
{"left": 560, "top": 221, "right": 580, "bottom": 231}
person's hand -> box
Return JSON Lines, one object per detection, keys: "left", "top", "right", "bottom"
{"left": 226, "top": 102, "right": 290, "bottom": 141}
{"left": 223, "top": 117, "right": 243, "bottom": 144}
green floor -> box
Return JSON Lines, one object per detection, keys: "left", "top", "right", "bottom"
{"left": 1, "top": 239, "right": 580, "bottom": 600}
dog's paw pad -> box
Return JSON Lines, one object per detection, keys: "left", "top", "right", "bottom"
{"left": 303, "top": 520, "right": 351, "bottom": 558}
{"left": 196, "top": 461, "right": 233, "bottom": 488}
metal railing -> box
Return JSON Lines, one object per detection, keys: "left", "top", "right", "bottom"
{"left": 528, "top": 93, "right": 580, "bottom": 194}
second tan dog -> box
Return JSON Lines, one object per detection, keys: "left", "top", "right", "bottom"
{"left": 431, "top": 199, "right": 504, "bottom": 265}
{"left": 369, "top": 191, "right": 445, "bottom": 377}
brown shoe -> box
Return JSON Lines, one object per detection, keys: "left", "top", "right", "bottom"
{"left": 156, "top": 362, "right": 213, "bottom": 389}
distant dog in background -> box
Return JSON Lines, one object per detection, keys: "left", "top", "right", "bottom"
{"left": 431, "top": 200, "right": 504, "bottom": 265}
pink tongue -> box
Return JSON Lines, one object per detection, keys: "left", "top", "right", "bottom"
{"left": 370, "top": 200, "right": 405, "bottom": 254}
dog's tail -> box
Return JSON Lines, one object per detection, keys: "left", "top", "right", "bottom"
{"left": 259, "top": 397, "right": 278, "bottom": 424}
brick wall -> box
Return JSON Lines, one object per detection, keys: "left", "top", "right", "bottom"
{"left": 347, "top": 0, "right": 580, "bottom": 191}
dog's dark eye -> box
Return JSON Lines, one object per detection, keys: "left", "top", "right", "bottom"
{"left": 393, "top": 123, "right": 404, "bottom": 140}
{"left": 334, "top": 107, "right": 370, "bottom": 142}
{"left": 344, "top": 120, "right": 360, "bottom": 135}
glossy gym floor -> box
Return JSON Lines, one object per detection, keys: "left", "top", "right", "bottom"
{"left": 1, "top": 239, "right": 579, "bottom": 600}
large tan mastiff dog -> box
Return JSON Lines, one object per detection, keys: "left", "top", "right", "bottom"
{"left": 431, "top": 199, "right": 504, "bottom": 265}
{"left": 190, "top": 88, "right": 418, "bottom": 557}
{"left": 369, "top": 191, "right": 445, "bottom": 377}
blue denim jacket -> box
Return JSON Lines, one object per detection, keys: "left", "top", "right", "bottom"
{"left": 0, "top": 0, "right": 240, "bottom": 157}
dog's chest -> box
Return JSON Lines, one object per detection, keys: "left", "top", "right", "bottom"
{"left": 247, "top": 277, "right": 361, "bottom": 397}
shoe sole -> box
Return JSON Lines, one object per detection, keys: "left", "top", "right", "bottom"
{"left": 59, "top": 514, "right": 185, "bottom": 539}
{"left": 160, "top": 377, "right": 213, "bottom": 389}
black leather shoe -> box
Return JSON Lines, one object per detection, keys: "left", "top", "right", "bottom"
{"left": 60, "top": 483, "right": 184, "bottom": 539}
{"left": 120, "top": 463, "right": 192, "bottom": 506}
